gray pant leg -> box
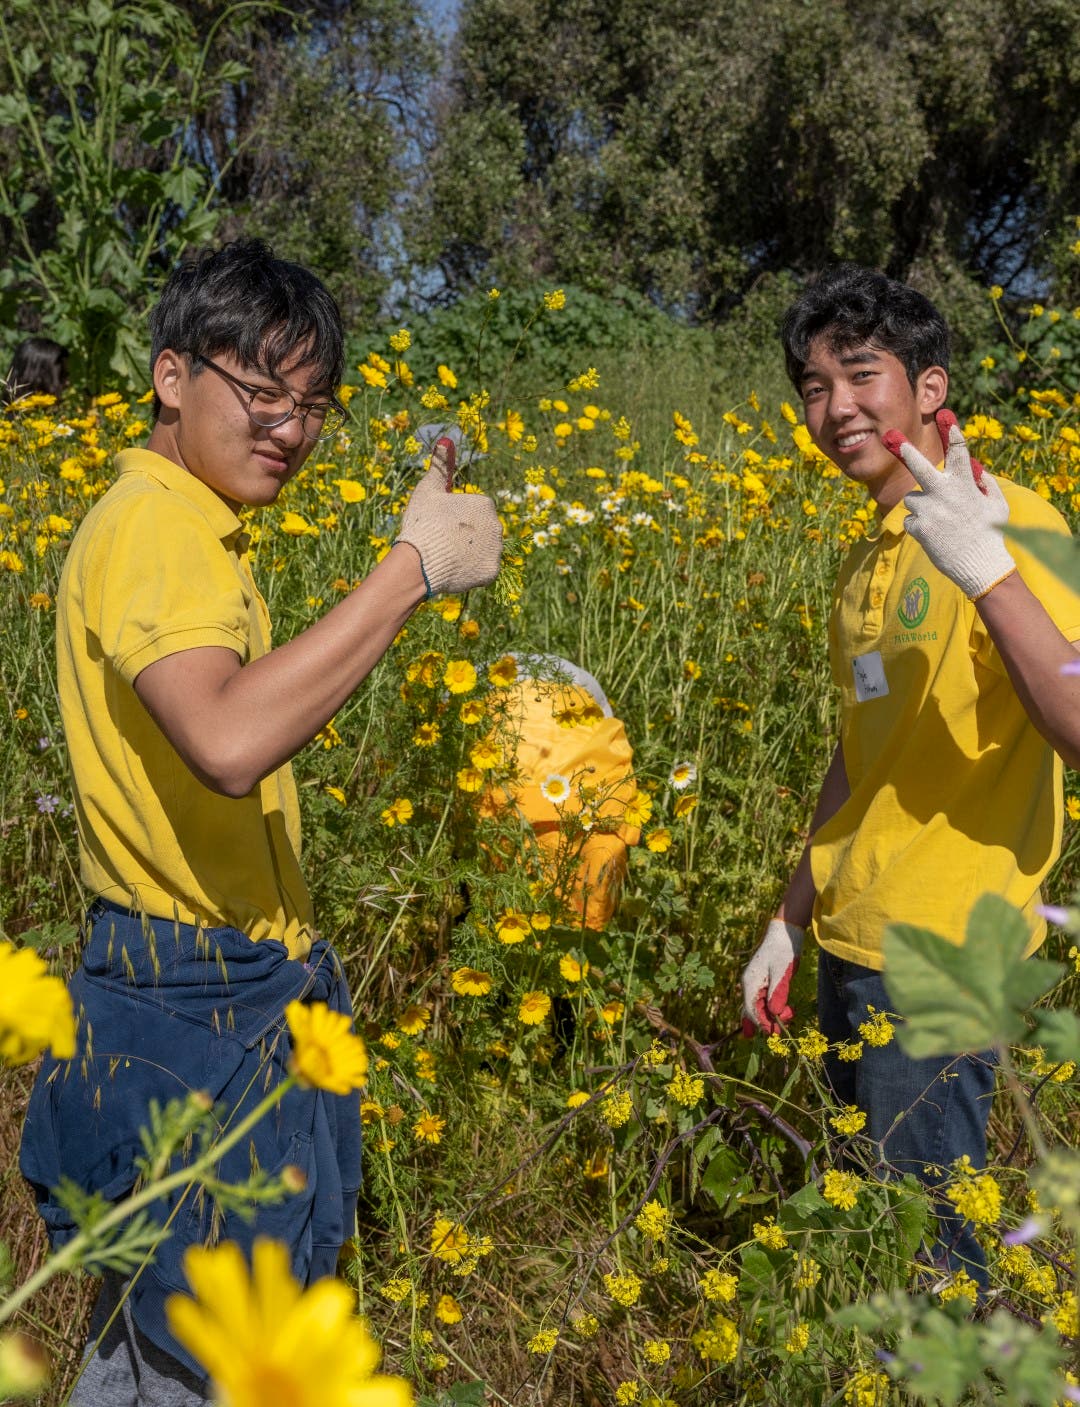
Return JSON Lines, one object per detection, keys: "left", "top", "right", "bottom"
{"left": 69, "top": 1273, "right": 209, "bottom": 1407}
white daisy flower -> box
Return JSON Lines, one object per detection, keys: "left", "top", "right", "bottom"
{"left": 540, "top": 773, "right": 572, "bottom": 805}
{"left": 669, "top": 760, "right": 697, "bottom": 791}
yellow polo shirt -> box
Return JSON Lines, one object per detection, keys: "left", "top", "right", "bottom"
{"left": 810, "top": 478, "right": 1080, "bottom": 970}
{"left": 57, "top": 448, "right": 315, "bottom": 957}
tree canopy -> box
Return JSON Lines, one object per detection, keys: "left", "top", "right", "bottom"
{"left": 1, "top": 0, "right": 1078, "bottom": 386}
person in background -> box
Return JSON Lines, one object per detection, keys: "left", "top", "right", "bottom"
{"left": 482, "top": 654, "right": 640, "bottom": 930}
{"left": 3, "top": 336, "right": 68, "bottom": 401}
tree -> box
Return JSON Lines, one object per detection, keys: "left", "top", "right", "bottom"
{"left": 0, "top": 0, "right": 237, "bottom": 389}
{"left": 408, "top": 0, "right": 1080, "bottom": 314}
{"left": 0, "top": 0, "right": 434, "bottom": 390}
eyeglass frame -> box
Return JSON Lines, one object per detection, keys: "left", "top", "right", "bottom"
{"left": 193, "top": 354, "right": 347, "bottom": 441}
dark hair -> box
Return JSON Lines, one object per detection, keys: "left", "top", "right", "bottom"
{"left": 781, "top": 264, "right": 949, "bottom": 390}
{"left": 148, "top": 239, "right": 345, "bottom": 414}
{"left": 3, "top": 337, "right": 68, "bottom": 402}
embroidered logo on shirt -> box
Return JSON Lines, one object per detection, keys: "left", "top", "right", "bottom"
{"left": 897, "top": 576, "right": 930, "bottom": 630}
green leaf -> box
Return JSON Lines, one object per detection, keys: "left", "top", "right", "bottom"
{"left": 0, "top": 94, "right": 28, "bottom": 126}
{"left": 1032, "top": 1007, "right": 1080, "bottom": 1065}
{"left": 737, "top": 1243, "right": 780, "bottom": 1305}
{"left": 887, "top": 1176, "right": 931, "bottom": 1258}
{"left": 700, "top": 1147, "right": 748, "bottom": 1209}
{"left": 86, "top": 0, "right": 113, "bottom": 29}
{"left": 781, "top": 1179, "right": 828, "bottom": 1225}
{"left": 85, "top": 287, "right": 125, "bottom": 314}
{"left": 882, "top": 894, "right": 1061, "bottom": 1057}
{"left": 1007, "top": 526, "right": 1080, "bottom": 596}
{"left": 162, "top": 166, "right": 204, "bottom": 207}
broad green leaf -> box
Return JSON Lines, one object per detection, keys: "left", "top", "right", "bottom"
{"left": 85, "top": 287, "right": 125, "bottom": 314}
{"left": 1008, "top": 526, "right": 1080, "bottom": 595}
{"left": 882, "top": 894, "right": 1061, "bottom": 1057}
{"left": 163, "top": 166, "right": 204, "bottom": 207}
{"left": 886, "top": 1176, "right": 931, "bottom": 1258}
{"left": 1032, "top": 1007, "right": 1080, "bottom": 1065}
{"left": 700, "top": 1147, "right": 748, "bottom": 1208}
{"left": 737, "top": 1243, "right": 779, "bottom": 1304}
{"left": 0, "top": 94, "right": 29, "bottom": 125}
{"left": 781, "top": 1179, "right": 828, "bottom": 1225}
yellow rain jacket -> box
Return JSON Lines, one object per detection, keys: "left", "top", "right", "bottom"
{"left": 481, "top": 674, "right": 640, "bottom": 929}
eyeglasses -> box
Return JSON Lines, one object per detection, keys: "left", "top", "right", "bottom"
{"left": 195, "top": 355, "right": 346, "bottom": 441}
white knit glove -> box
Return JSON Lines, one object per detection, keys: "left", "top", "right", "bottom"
{"left": 397, "top": 439, "right": 503, "bottom": 597}
{"left": 882, "top": 410, "right": 1016, "bottom": 601}
{"left": 740, "top": 919, "right": 804, "bottom": 1037}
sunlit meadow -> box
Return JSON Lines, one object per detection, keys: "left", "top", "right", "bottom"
{"left": 3, "top": 290, "right": 1080, "bottom": 1405}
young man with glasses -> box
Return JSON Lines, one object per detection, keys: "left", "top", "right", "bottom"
{"left": 21, "top": 239, "right": 502, "bottom": 1403}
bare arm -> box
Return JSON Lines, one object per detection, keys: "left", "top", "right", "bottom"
{"left": 974, "top": 571, "right": 1080, "bottom": 770}
{"left": 776, "top": 739, "right": 850, "bottom": 928}
{"left": 134, "top": 544, "right": 427, "bottom": 797}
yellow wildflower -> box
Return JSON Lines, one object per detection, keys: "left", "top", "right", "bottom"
{"left": 285, "top": 1002, "right": 368, "bottom": 1095}
{"left": 165, "top": 1239, "right": 412, "bottom": 1407}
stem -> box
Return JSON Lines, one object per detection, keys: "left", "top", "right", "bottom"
{"left": 997, "top": 1044, "right": 1049, "bottom": 1163}
{"left": 0, "top": 1076, "right": 296, "bottom": 1328}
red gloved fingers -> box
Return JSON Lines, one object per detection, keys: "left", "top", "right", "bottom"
{"left": 741, "top": 1017, "right": 757, "bottom": 1039}
{"left": 881, "top": 429, "right": 907, "bottom": 459}
{"left": 435, "top": 436, "right": 456, "bottom": 491}
{"left": 935, "top": 408, "right": 986, "bottom": 490}
{"left": 766, "top": 961, "right": 797, "bottom": 1019}
{"left": 880, "top": 417, "right": 986, "bottom": 492}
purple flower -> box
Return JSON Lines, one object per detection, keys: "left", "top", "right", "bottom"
{"left": 1037, "top": 904, "right": 1072, "bottom": 926}
{"left": 1063, "top": 1387, "right": 1080, "bottom": 1405}
{"left": 1002, "top": 1216, "right": 1044, "bottom": 1246}
{"left": 35, "top": 793, "right": 61, "bottom": 814}
{"left": 37, "top": 736, "right": 50, "bottom": 750}
{"left": 1060, "top": 659, "right": 1080, "bottom": 675}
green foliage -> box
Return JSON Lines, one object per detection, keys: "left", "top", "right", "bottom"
{"left": 414, "top": 0, "right": 1080, "bottom": 311}
{"left": 882, "top": 895, "right": 1063, "bottom": 1057}
{"left": 214, "top": 0, "right": 434, "bottom": 328}
{"left": 837, "top": 1293, "right": 1069, "bottom": 1406}
{"left": 397, "top": 281, "right": 712, "bottom": 392}
{"left": 0, "top": 0, "right": 239, "bottom": 388}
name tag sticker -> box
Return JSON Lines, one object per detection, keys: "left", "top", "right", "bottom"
{"left": 852, "top": 651, "right": 888, "bottom": 702}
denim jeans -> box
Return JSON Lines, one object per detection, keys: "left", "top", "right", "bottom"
{"left": 817, "top": 948, "right": 997, "bottom": 1284}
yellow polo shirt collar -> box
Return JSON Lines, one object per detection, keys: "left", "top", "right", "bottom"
{"left": 116, "top": 447, "right": 243, "bottom": 542}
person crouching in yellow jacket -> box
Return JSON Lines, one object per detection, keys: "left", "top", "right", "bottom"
{"left": 480, "top": 654, "right": 640, "bottom": 930}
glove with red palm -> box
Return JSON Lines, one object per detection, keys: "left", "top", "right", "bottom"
{"left": 740, "top": 919, "right": 804, "bottom": 1037}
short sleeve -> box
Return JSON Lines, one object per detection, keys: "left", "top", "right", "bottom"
{"left": 77, "top": 491, "right": 249, "bottom": 684}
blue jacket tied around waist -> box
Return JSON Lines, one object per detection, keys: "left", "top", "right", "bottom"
{"left": 20, "top": 902, "right": 363, "bottom": 1380}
